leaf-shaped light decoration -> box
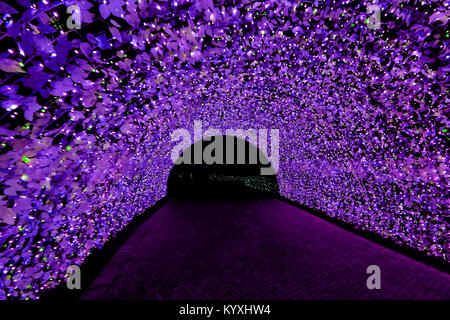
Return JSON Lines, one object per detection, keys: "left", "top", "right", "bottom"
{"left": 7, "top": 22, "right": 21, "bottom": 38}
{"left": 0, "top": 58, "right": 26, "bottom": 73}
{"left": 95, "top": 34, "right": 110, "bottom": 50}
{"left": 0, "top": 206, "right": 16, "bottom": 225}
{"left": 1, "top": 99, "right": 21, "bottom": 111}
{"left": 80, "top": 42, "right": 92, "bottom": 56}
{"left": 0, "top": 127, "right": 17, "bottom": 136}
{"left": 125, "top": 11, "right": 140, "bottom": 27}
{"left": 0, "top": 0, "right": 18, "bottom": 14}
{"left": 110, "top": 19, "right": 121, "bottom": 28}
{"left": 37, "top": 24, "right": 56, "bottom": 34}
{"left": 22, "top": 97, "right": 42, "bottom": 121}
{"left": 0, "top": 85, "right": 18, "bottom": 96}
{"left": 429, "top": 11, "right": 449, "bottom": 25}
{"left": 23, "top": 71, "right": 51, "bottom": 89}
{"left": 33, "top": 34, "right": 55, "bottom": 55}
{"left": 66, "top": 65, "right": 88, "bottom": 84}
{"left": 99, "top": 3, "right": 111, "bottom": 19}
{"left": 14, "top": 198, "right": 32, "bottom": 214}
{"left": 4, "top": 178, "right": 27, "bottom": 196}
{"left": 109, "top": 26, "right": 122, "bottom": 42}
{"left": 110, "top": 0, "right": 125, "bottom": 17}
{"left": 50, "top": 78, "right": 74, "bottom": 96}
{"left": 77, "top": 0, "right": 95, "bottom": 23}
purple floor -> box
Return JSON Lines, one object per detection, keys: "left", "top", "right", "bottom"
{"left": 81, "top": 199, "right": 450, "bottom": 299}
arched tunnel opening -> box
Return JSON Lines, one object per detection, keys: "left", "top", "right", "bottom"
{"left": 167, "top": 135, "right": 279, "bottom": 198}
{"left": 0, "top": 0, "right": 448, "bottom": 301}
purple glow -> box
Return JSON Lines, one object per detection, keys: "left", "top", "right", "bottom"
{"left": 0, "top": 0, "right": 448, "bottom": 299}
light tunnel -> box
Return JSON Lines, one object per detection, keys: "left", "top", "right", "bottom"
{"left": 0, "top": 0, "right": 448, "bottom": 299}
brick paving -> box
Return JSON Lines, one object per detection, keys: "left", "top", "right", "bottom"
{"left": 81, "top": 198, "right": 450, "bottom": 299}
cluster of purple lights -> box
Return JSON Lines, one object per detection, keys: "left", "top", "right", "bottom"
{"left": 0, "top": 0, "right": 448, "bottom": 299}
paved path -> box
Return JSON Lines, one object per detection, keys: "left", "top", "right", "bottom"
{"left": 81, "top": 199, "right": 450, "bottom": 299}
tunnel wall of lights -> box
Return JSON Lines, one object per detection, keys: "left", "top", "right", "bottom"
{"left": 0, "top": 0, "right": 448, "bottom": 298}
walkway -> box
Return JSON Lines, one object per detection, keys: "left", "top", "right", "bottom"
{"left": 81, "top": 199, "right": 450, "bottom": 299}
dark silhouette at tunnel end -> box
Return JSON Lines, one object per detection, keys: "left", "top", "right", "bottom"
{"left": 167, "top": 135, "right": 279, "bottom": 199}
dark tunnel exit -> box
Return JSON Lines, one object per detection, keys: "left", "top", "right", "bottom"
{"left": 167, "top": 135, "right": 279, "bottom": 199}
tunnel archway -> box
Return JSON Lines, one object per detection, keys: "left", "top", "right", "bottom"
{"left": 167, "top": 135, "right": 279, "bottom": 198}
